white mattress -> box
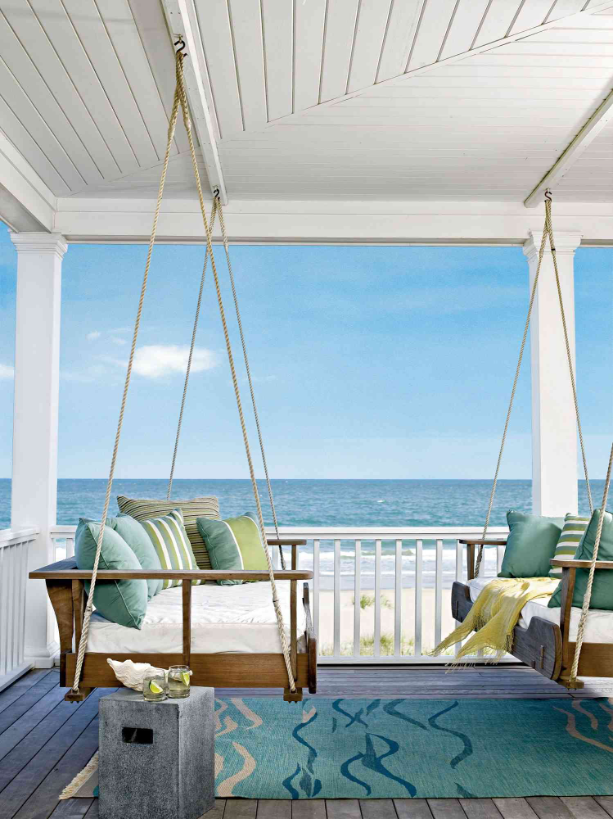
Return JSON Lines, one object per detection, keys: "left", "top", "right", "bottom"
{"left": 468, "top": 577, "right": 613, "bottom": 644}
{"left": 88, "top": 581, "right": 307, "bottom": 654}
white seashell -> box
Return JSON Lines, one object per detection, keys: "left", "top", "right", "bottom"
{"left": 107, "top": 658, "right": 167, "bottom": 691}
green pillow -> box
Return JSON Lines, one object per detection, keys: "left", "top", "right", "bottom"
{"left": 140, "top": 508, "right": 202, "bottom": 590}
{"left": 108, "top": 514, "right": 162, "bottom": 600}
{"left": 196, "top": 513, "right": 267, "bottom": 586}
{"left": 75, "top": 518, "right": 147, "bottom": 629}
{"left": 549, "top": 514, "right": 590, "bottom": 579}
{"left": 498, "top": 511, "right": 564, "bottom": 578}
{"left": 549, "top": 508, "right": 613, "bottom": 611}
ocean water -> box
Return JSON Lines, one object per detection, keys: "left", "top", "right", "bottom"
{"left": 0, "top": 477, "right": 605, "bottom": 530}
{"left": 1, "top": 478, "right": 607, "bottom": 592}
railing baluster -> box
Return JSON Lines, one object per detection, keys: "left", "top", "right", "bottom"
{"left": 66, "top": 537, "right": 75, "bottom": 559}
{"left": 18, "top": 540, "right": 28, "bottom": 666}
{"left": 415, "top": 540, "right": 423, "bottom": 657}
{"left": 497, "top": 544, "right": 505, "bottom": 575}
{"left": 0, "top": 544, "right": 7, "bottom": 676}
{"left": 394, "top": 539, "right": 402, "bottom": 658}
{"left": 313, "top": 539, "right": 320, "bottom": 646}
{"left": 354, "top": 540, "right": 361, "bottom": 658}
{"left": 435, "top": 539, "right": 443, "bottom": 648}
{"left": 333, "top": 539, "right": 341, "bottom": 658}
{"left": 374, "top": 540, "right": 381, "bottom": 658}
{"left": 7, "top": 545, "right": 16, "bottom": 671}
{"left": 455, "top": 539, "right": 463, "bottom": 654}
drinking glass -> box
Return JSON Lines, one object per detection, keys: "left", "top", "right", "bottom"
{"left": 142, "top": 672, "right": 167, "bottom": 702}
{"left": 168, "top": 665, "right": 191, "bottom": 698}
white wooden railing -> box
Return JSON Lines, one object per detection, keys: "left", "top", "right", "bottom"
{"left": 50, "top": 524, "right": 509, "bottom": 664}
{"left": 0, "top": 527, "right": 38, "bottom": 691}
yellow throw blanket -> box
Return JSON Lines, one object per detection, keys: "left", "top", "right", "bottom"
{"left": 432, "top": 577, "right": 559, "bottom": 662}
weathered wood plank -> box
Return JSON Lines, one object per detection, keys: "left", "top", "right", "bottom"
{"left": 560, "top": 796, "right": 611, "bottom": 819}
{"left": 395, "top": 798, "right": 434, "bottom": 818}
{"left": 326, "top": 799, "right": 362, "bottom": 819}
{"left": 594, "top": 797, "right": 614, "bottom": 818}
{"left": 428, "top": 799, "right": 467, "bottom": 819}
{"left": 224, "top": 799, "right": 258, "bottom": 819}
{"left": 0, "top": 669, "right": 55, "bottom": 715}
{"left": 0, "top": 689, "right": 109, "bottom": 819}
{"left": 461, "top": 799, "right": 502, "bottom": 819}
{"left": 493, "top": 797, "right": 538, "bottom": 819}
{"left": 361, "top": 798, "right": 398, "bottom": 818}
{"left": 0, "top": 673, "right": 61, "bottom": 733}
{"left": 291, "top": 799, "right": 327, "bottom": 819}
{"left": 84, "top": 799, "right": 99, "bottom": 818}
{"left": 257, "top": 799, "right": 291, "bottom": 818}
{"left": 526, "top": 797, "right": 574, "bottom": 819}
{"left": 0, "top": 697, "right": 89, "bottom": 792}
{"left": 202, "top": 798, "right": 226, "bottom": 819}
{"left": 0, "top": 685, "right": 67, "bottom": 762}
{"left": 49, "top": 797, "right": 95, "bottom": 818}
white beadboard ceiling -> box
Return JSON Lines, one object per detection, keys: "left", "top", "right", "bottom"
{"left": 0, "top": 0, "right": 611, "bottom": 203}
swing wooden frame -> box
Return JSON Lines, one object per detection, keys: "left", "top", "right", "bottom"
{"left": 451, "top": 539, "right": 613, "bottom": 688}
{"left": 31, "top": 539, "right": 317, "bottom": 702}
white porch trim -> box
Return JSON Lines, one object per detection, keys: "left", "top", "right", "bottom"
{"left": 525, "top": 229, "right": 582, "bottom": 517}
{"left": 10, "top": 232, "right": 67, "bottom": 667}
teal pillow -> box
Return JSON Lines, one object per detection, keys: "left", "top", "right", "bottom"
{"left": 196, "top": 513, "right": 267, "bottom": 586}
{"left": 498, "top": 511, "right": 564, "bottom": 578}
{"left": 549, "top": 508, "right": 613, "bottom": 611}
{"left": 108, "top": 514, "right": 163, "bottom": 600}
{"left": 75, "top": 518, "right": 147, "bottom": 629}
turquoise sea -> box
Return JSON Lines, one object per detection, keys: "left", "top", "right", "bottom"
{"left": 0, "top": 477, "right": 606, "bottom": 531}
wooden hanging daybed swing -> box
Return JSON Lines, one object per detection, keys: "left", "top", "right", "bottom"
{"left": 449, "top": 193, "right": 613, "bottom": 690}
{"left": 31, "top": 44, "right": 316, "bottom": 703}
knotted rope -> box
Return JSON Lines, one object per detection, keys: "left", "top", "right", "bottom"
{"left": 475, "top": 194, "right": 593, "bottom": 576}
{"left": 71, "top": 47, "right": 296, "bottom": 696}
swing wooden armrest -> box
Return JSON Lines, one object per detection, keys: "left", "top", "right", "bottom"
{"left": 30, "top": 560, "right": 313, "bottom": 581}
{"left": 267, "top": 538, "right": 307, "bottom": 546}
{"left": 458, "top": 539, "right": 508, "bottom": 581}
{"left": 550, "top": 558, "right": 613, "bottom": 570}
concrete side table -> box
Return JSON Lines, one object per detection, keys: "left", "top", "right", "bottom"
{"left": 99, "top": 687, "right": 215, "bottom": 819}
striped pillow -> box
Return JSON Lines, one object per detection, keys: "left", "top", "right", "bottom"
{"left": 549, "top": 514, "right": 590, "bottom": 578}
{"left": 140, "top": 509, "right": 201, "bottom": 589}
{"left": 117, "top": 495, "right": 219, "bottom": 569}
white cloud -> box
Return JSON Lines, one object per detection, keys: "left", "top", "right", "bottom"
{"left": 0, "top": 363, "right": 14, "bottom": 379}
{"left": 107, "top": 345, "right": 220, "bottom": 379}
{"left": 110, "top": 336, "right": 127, "bottom": 346}
{"left": 86, "top": 331, "right": 101, "bottom": 341}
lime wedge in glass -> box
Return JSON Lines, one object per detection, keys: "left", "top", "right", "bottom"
{"left": 181, "top": 671, "right": 190, "bottom": 687}
{"left": 149, "top": 680, "right": 164, "bottom": 694}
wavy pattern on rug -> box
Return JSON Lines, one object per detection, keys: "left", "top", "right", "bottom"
{"left": 59, "top": 697, "right": 613, "bottom": 801}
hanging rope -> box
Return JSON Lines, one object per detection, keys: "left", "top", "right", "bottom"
{"left": 568, "top": 444, "right": 612, "bottom": 685}
{"left": 71, "top": 50, "right": 183, "bottom": 695}
{"left": 71, "top": 46, "right": 296, "bottom": 696}
{"left": 215, "top": 195, "right": 286, "bottom": 570}
{"left": 167, "top": 198, "right": 219, "bottom": 499}
{"left": 475, "top": 193, "right": 592, "bottom": 576}
{"left": 174, "top": 52, "right": 297, "bottom": 692}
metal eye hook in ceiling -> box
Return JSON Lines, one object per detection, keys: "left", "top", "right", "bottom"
{"left": 174, "top": 36, "right": 186, "bottom": 55}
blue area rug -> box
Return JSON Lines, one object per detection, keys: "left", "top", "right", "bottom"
{"left": 213, "top": 697, "right": 612, "bottom": 799}
{"left": 61, "top": 698, "right": 612, "bottom": 800}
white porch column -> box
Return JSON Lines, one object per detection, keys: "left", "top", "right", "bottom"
{"left": 524, "top": 230, "right": 581, "bottom": 517}
{"left": 9, "top": 232, "right": 67, "bottom": 667}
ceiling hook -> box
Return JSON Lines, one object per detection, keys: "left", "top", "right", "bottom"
{"left": 174, "top": 36, "right": 186, "bottom": 54}
{"left": 545, "top": 188, "right": 553, "bottom": 202}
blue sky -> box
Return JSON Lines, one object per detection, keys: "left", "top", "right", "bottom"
{"left": 0, "top": 220, "right": 611, "bottom": 479}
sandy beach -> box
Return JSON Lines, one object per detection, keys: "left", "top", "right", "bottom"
{"left": 317, "top": 587, "right": 457, "bottom": 657}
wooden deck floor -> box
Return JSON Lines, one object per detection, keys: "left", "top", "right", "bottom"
{"left": 0, "top": 666, "right": 611, "bottom": 820}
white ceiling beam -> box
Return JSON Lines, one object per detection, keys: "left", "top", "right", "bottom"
{"left": 53, "top": 198, "right": 612, "bottom": 245}
{"left": 160, "top": 0, "right": 228, "bottom": 204}
{"left": 227, "top": 1, "right": 613, "bottom": 139}
{"left": 0, "top": 132, "right": 56, "bottom": 231}
{"left": 524, "top": 90, "right": 613, "bottom": 208}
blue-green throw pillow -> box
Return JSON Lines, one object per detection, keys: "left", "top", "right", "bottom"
{"left": 498, "top": 511, "right": 564, "bottom": 578}
{"left": 108, "top": 514, "right": 163, "bottom": 600}
{"left": 549, "top": 508, "right": 613, "bottom": 611}
{"left": 75, "top": 518, "right": 147, "bottom": 629}
{"left": 196, "top": 513, "right": 267, "bottom": 586}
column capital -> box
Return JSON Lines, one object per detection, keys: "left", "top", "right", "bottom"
{"left": 9, "top": 232, "right": 68, "bottom": 259}
{"left": 523, "top": 230, "right": 582, "bottom": 262}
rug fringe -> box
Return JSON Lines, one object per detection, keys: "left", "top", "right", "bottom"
{"left": 59, "top": 752, "right": 98, "bottom": 800}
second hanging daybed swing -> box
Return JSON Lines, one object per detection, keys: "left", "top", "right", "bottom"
{"left": 446, "top": 194, "right": 613, "bottom": 689}
{"left": 31, "top": 44, "right": 316, "bottom": 703}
